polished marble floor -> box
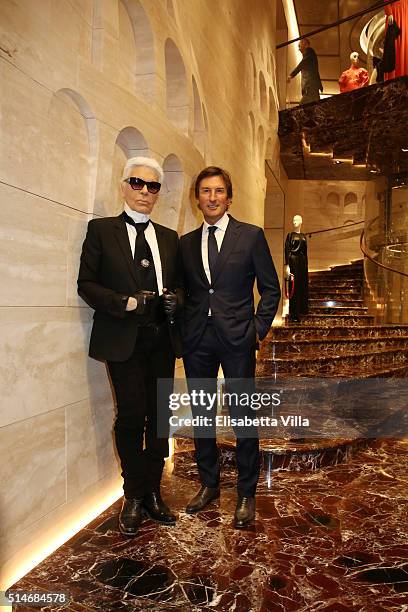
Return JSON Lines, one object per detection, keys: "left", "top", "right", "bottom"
{"left": 10, "top": 439, "right": 408, "bottom": 611}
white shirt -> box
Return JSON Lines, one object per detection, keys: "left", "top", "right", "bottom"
{"left": 201, "top": 212, "right": 230, "bottom": 284}
{"left": 123, "top": 203, "right": 163, "bottom": 294}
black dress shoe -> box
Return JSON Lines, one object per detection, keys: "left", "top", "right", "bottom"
{"left": 143, "top": 491, "right": 177, "bottom": 525}
{"left": 234, "top": 496, "right": 255, "bottom": 528}
{"left": 119, "top": 498, "right": 144, "bottom": 536}
{"left": 185, "top": 486, "right": 220, "bottom": 514}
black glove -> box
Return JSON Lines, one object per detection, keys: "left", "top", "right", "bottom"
{"left": 134, "top": 290, "right": 156, "bottom": 314}
{"left": 162, "top": 289, "right": 178, "bottom": 319}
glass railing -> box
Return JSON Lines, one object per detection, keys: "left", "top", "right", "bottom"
{"left": 361, "top": 227, "right": 408, "bottom": 324}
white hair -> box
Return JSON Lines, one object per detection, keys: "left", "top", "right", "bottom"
{"left": 122, "top": 156, "right": 164, "bottom": 183}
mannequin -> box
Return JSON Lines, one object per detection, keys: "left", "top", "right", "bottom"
{"left": 285, "top": 215, "right": 309, "bottom": 323}
{"left": 339, "top": 52, "right": 369, "bottom": 93}
{"left": 382, "top": 13, "right": 401, "bottom": 74}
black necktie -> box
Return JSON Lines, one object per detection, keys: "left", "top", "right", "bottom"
{"left": 208, "top": 225, "right": 218, "bottom": 281}
{"left": 123, "top": 212, "right": 158, "bottom": 292}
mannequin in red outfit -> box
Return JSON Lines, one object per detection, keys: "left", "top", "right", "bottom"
{"left": 339, "top": 52, "right": 369, "bottom": 93}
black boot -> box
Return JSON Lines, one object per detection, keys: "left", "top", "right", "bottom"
{"left": 143, "top": 491, "right": 177, "bottom": 525}
{"left": 185, "top": 486, "right": 220, "bottom": 514}
{"left": 118, "top": 497, "right": 144, "bottom": 536}
{"left": 234, "top": 496, "right": 255, "bottom": 528}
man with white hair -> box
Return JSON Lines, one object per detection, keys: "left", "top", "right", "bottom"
{"left": 78, "top": 156, "right": 183, "bottom": 536}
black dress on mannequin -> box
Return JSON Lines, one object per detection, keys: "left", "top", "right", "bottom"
{"left": 285, "top": 232, "right": 309, "bottom": 322}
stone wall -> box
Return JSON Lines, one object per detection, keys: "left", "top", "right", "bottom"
{"left": 0, "top": 0, "right": 281, "bottom": 585}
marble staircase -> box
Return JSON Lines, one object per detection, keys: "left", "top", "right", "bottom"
{"left": 251, "top": 259, "right": 408, "bottom": 470}
{"left": 258, "top": 260, "right": 408, "bottom": 378}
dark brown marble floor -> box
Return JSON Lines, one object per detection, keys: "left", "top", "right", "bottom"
{"left": 9, "top": 439, "right": 408, "bottom": 611}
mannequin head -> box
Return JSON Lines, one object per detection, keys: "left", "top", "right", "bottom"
{"left": 350, "top": 51, "right": 359, "bottom": 66}
{"left": 293, "top": 214, "right": 303, "bottom": 230}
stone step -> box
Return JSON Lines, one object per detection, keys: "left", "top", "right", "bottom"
{"left": 309, "top": 298, "right": 364, "bottom": 308}
{"left": 330, "top": 261, "right": 363, "bottom": 272}
{"left": 256, "top": 361, "right": 408, "bottom": 380}
{"left": 284, "top": 314, "right": 375, "bottom": 326}
{"left": 309, "top": 290, "right": 363, "bottom": 299}
{"left": 173, "top": 439, "right": 369, "bottom": 472}
{"left": 308, "top": 306, "right": 368, "bottom": 315}
{"left": 268, "top": 324, "right": 408, "bottom": 341}
{"left": 257, "top": 347, "right": 408, "bottom": 376}
{"left": 309, "top": 280, "right": 363, "bottom": 289}
{"left": 260, "top": 336, "right": 408, "bottom": 358}
{"left": 309, "top": 271, "right": 363, "bottom": 279}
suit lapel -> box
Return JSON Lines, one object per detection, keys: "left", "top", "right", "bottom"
{"left": 191, "top": 225, "right": 209, "bottom": 286}
{"left": 152, "top": 222, "right": 168, "bottom": 287}
{"left": 113, "top": 215, "right": 138, "bottom": 285}
{"left": 212, "top": 216, "right": 241, "bottom": 283}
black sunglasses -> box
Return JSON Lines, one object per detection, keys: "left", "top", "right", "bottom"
{"left": 124, "top": 177, "right": 161, "bottom": 194}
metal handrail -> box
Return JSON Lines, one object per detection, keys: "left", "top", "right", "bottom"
{"left": 306, "top": 220, "right": 365, "bottom": 238}
{"left": 276, "top": 0, "right": 398, "bottom": 49}
{"left": 360, "top": 229, "right": 408, "bottom": 278}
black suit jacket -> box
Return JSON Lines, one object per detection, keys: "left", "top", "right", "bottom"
{"left": 77, "top": 214, "right": 183, "bottom": 361}
{"left": 290, "top": 47, "right": 323, "bottom": 94}
{"left": 180, "top": 215, "right": 281, "bottom": 353}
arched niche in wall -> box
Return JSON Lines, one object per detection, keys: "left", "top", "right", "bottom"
{"left": 202, "top": 104, "right": 210, "bottom": 161}
{"left": 250, "top": 53, "right": 257, "bottom": 101}
{"left": 45, "top": 89, "right": 97, "bottom": 213}
{"left": 259, "top": 72, "right": 267, "bottom": 114}
{"left": 165, "top": 38, "right": 189, "bottom": 133}
{"left": 269, "top": 86, "right": 278, "bottom": 128}
{"left": 267, "top": 51, "right": 272, "bottom": 75}
{"left": 265, "top": 136, "right": 278, "bottom": 166}
{"left": 109, "top": 126, "right": 149, "bottom": 217}
{"left": 258, "top": 125, "right": 265, "bottom": 163}
{"left": 118, "top": 0, "right": 156, "bottom": 104}
{"left": 326, "top": 191, "right": 341, "bottom": 223}
{"left": 248, "top": 112, "right": 255, "bottom": 152}
{"left": 152, "top": 154, "right": 184, "bottom": 231}
{"left": 344, "top": 191, "right": 358, "bottom": 215}
{"left": 192, "top": 76, "right": 205, "bottom": 156}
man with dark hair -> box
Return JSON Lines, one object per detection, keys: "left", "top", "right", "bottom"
{"left": 180, "top": 166, "right": 281, "bottom": 528}
{"left": 288, "top": 38, "right": 323, "bottom": 104}
{"left": 78, "top": 156, "right": 183, "bottom": 537}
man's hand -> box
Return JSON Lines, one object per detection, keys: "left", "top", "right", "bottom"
{"left": 287, "top": 75, "right": 292, "bottom": 83}
{"left": 162, "top": 288, "right": 178, "bottom": 319}
{"left": 126, "top": 290, "right": 156, "bottom": 313}
{"left": 125, "top": 296, "right": 137, "bottom": 311}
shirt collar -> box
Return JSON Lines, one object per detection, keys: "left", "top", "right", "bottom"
{"left": 203, "top": 212, "right": 229, "bottom": 233}
{"left": 124, "top": 203, "right": 150, "bottom": 224}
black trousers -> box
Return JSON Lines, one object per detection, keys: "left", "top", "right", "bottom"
{"left": 107, "top": 324, "right": 175, "bottom": 499}
{"left": 183, "top": 321, "right": 260, "bottom": 497}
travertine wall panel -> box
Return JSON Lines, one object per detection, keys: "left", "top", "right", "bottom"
{"left": 0, "top": 307, "right": 103, "bottom": 428}
{"left": 66, "top": 395, "right": 117, "bottom": 500}
{"left": 0, "top": 186, "right": 68, "bottom": 306}
{"left": 0, "top": 409, "right": 65, "bottom": 538}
